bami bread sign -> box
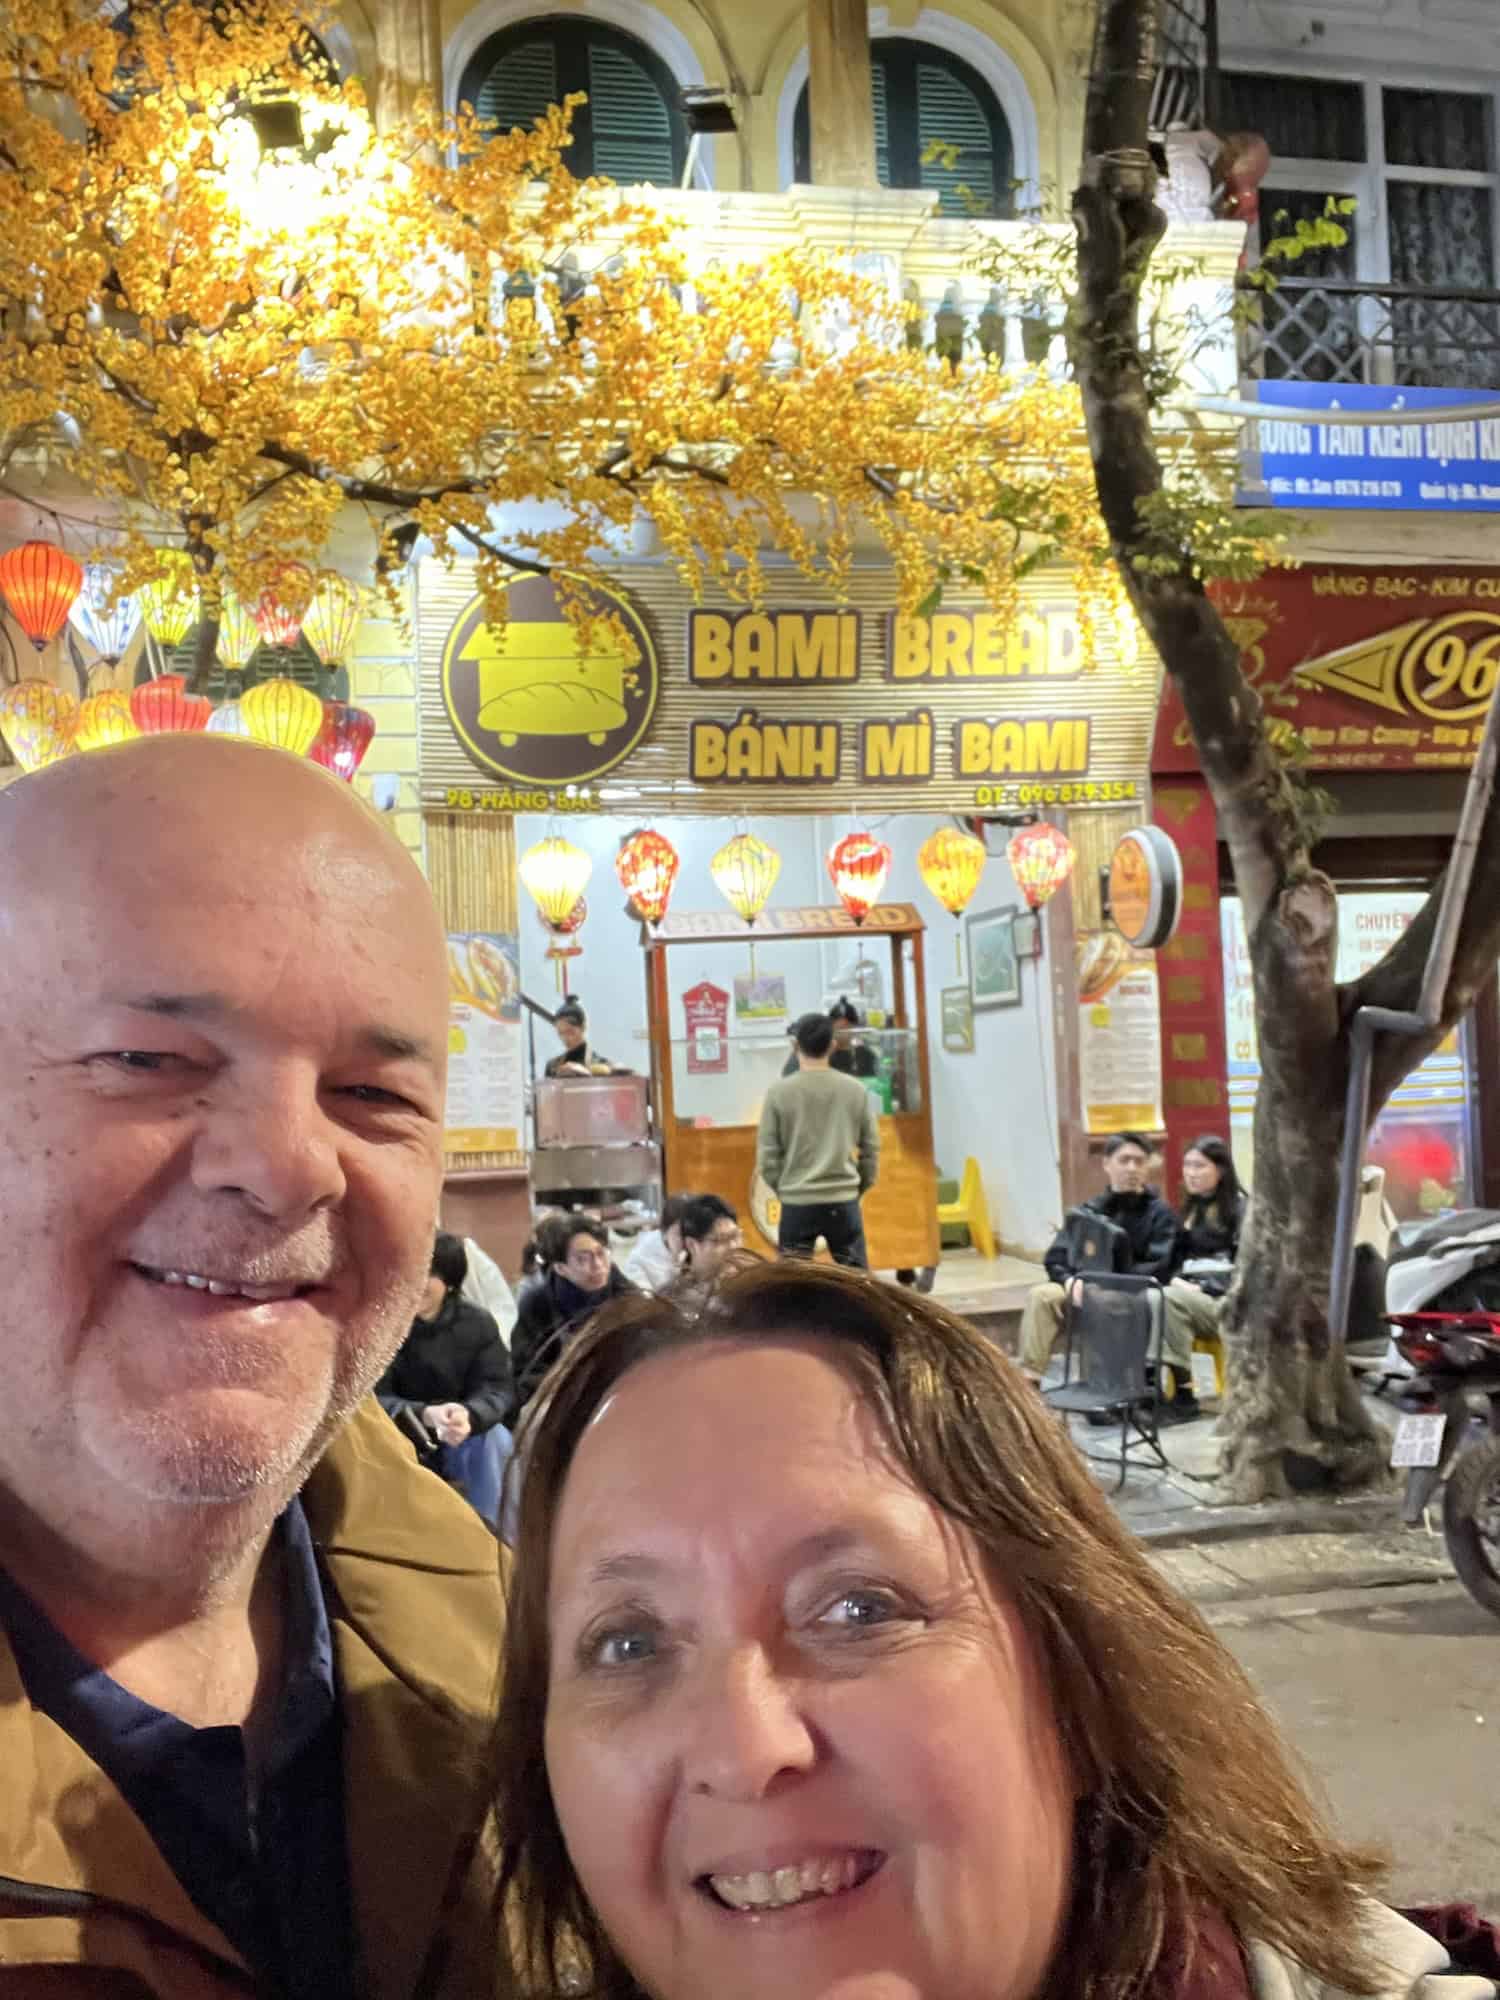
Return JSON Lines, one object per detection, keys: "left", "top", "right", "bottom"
{"left": 441, "top": 572, "right": 660, "bottom": 787}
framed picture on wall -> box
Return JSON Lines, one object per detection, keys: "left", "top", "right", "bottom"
{"left": 967, "top": 904, "right": 1022, "bottom": 1011}
{"left": 1012, "top": 909, "right": 1042, "bottom": 960}
{"left": 940, "top": 985, "right": 975, "bottom": 1053}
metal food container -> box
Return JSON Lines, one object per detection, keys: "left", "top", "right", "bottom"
{"left": 533, "top": 1074, "right": 651, "bottom": 1148}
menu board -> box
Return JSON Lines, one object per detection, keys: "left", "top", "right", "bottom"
{"left": 1078, "top": 945, "right": 1165, "bottom": 1135}
{"left": 445, "top": 931, "right": 523, "bottom": 1153}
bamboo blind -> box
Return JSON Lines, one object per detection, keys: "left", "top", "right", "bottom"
{"left": 427, "top": 811, "right": 528, "bottom": 1175}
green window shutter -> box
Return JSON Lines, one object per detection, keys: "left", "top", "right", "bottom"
{"left": 475, "top": 37, "right": 558, "bottom": 135}
{"left": 916, "top": 60, "right": 995, "bottom": 216}
{"left": 587, "top": 41, "right": 675, "bottom": 184}
{"left": 872, "top": 58, "right": 891, "bottom": 188}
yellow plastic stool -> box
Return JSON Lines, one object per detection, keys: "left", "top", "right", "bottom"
{"left": 1193, "top": 1332, "right": 1226, "bottom": 1397}
{"left": 936, "top": 1157, "right": 997, "bottom": 1261}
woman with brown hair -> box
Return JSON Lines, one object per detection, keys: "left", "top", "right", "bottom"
{"left": 487, "top": 1262, "right": 1495, "bottom": 2000}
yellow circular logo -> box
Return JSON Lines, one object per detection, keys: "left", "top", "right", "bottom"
{"left": 440, "top": 571, "right": 660, "bottom": 786}
{"left": 1397, "top": 612, "right": 1500, "bottom": 722}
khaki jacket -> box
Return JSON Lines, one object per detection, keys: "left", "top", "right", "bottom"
{"left": 0, "top": 1399, "right": 513, "bottom": 2000}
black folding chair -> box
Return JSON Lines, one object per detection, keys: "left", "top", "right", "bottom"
{"left": 1043, "top": 1271, "right": 1168, "bottom": 1490}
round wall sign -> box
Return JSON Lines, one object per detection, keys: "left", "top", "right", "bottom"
{"left": 440, "top": 570, "right": 660, "bottom": 787}
{"left": 1107, "top": 825, "right": 1183, "bottom": 950}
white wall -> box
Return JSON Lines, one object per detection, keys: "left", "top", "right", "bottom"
{"left": 516, "top": 810, "right": 1063, "bottom": 1258}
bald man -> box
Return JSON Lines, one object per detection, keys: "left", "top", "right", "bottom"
{"left": 0, "top": 739, "right": 510, "bottom": 2000}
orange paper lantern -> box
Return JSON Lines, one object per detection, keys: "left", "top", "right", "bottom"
{"left": 0, "top": 678, "right": 78, "bottom": 770}
{"left": 711, "top": 832, "right": 780, "bottom": 925}
{"left": 240, "top": 676, "right": 324, "bottom": 755}
{"left": 1008, "top": 821, "right": 1076, "bottom": 910}
{"left": 253, "top": 562, "right": 314, "bottom": 649}
{"left": 615, "top": 829, "right": 680, "bottom": 927}
{"left": 918, "top": 825, "right": 986, "bottom": 917}
{"left": 130, "top": 673, "right": 213, "bottom": 735}
{"left": 74, "top": 689, "right": 141, "bottom": 752}
{"left": 827, "top": 830, "right": 892, "bottom": 926}
{"left": 0, "top": 541, "right": 82, "bottom": 650}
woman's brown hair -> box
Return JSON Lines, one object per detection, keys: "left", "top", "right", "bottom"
{"left": 491, "top": 1259, "right": 1383, "bottom": 1998}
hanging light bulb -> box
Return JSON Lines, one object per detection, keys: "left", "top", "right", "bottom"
{"left": 206, "top": 700, "right": 252, "bottom": 737}
{"left": 252, "top": 561, "right": 314, "bottom": 650}
{"left": 240, "top": 676, "right": 324, "bottom": 755}
{"left": 69, "top": 563, "right": 142, "bottom": 667}
{"left": 0, "top": 679, "right": 78, "bottom": 770}
{"left": 519, "top": 836, "right": 592, "bottom": 929}
{"left": 74, "top": 689, "right": 141, "bottom": 752}
{"left": 130, "top": 673, "right": 213, "bottom": 735}
{"left": 216, "top": 593, "right": 260, "bottom": 675}
{"left": 1007, "top": 821, "right": 1076, "bottom": 910}
{"left": 307, "top": 700, "right": 376, "bottom": 781}
{"left": 711, "top": 831, "right": 780, "bottom": 926}
{"left": 0, "top": 541, "right": 82, "bottom": 651}
{"left": 615, "top": 829, "right": 680, "bottom": 928}
{"left": 301, "top": 574, "right": 365, "bottom": 671}
{"left": 138, "top": 552, "right": 199, "bottom": 648}
{"left": 827, "top": 830, "right": 892, "bottom": 927}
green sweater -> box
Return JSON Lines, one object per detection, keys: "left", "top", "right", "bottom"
{"left": 756, "top": 1066, "right": 880, "bottom": 1205}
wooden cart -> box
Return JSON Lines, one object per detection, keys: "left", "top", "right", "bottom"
{"left": 644, "top": 902, "right": 941, "bottom": 1271}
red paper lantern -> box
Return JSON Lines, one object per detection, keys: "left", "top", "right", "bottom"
{"left": 253, "top": 562, "right": 314, "bottom": 649}
{"left": 130, "top": 673, "right": 213, "bottom": 735}
{"left": 827, "top": 830, "right": 892, "bottom": 926}
{"left": 0, "top": 541, "right": 83, "bottom": 651}
{"left": 615, "top": 829, "right": 680, "bottom": 927}
{"left": 1007, "top": 821, "right": 1076, "bottom": 911}
{"left": 308, "top": 701, "right": 376, "bottom": 782}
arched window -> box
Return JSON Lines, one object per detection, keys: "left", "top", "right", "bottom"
{"left": 457, "top": 16, "right": 686, "bottom": 185}
{"left": 793, "top": 37, "right": 1013, "bottom": 217}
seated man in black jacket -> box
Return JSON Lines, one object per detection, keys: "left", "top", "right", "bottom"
{"left": 511, "top": 1213, "right": 636, "bottom": 1417}
{"left": 1019, "top": 1132, "right": 1190, "bottom": 1409}
{"left": 377, "top": 1232, "right": 516, "bottom": 1527}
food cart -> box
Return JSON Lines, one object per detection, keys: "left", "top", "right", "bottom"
{"left": 643, "top": 902, "right": 941, "bottom": 1271}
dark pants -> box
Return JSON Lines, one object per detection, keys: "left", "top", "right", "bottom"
{"left": 777, "top": 1199, "right": 869, "bottom": 1269}
{"left": 437, "top": 1427, "right": 513, "bottom": 1531}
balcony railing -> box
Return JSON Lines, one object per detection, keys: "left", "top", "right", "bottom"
{"left": 1239, "top": 276, "right": 1500, "bottom": 392}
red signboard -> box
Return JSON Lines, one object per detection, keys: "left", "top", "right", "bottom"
{"left": 682, "top": 979, "right": 730, "bottom": 1074}
{"left": 1149, "top": 777, "right": 1230, "bottom": 1195}
{"left": 1153, "top": 566, "right": 1500, "bottom": 774}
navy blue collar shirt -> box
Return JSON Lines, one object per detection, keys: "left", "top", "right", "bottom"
{"left": 0, "top": 1497, "right": 357, "bottom": 2000}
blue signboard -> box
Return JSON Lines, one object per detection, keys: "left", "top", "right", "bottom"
{"left": 1237, "top": 380, "right": 1500, "bottom": 512}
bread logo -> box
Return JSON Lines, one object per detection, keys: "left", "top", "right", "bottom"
{"left": 441, "top": 571, "right": 660, "bottom": 786}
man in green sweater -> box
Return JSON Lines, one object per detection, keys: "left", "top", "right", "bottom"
{"left": 756, "top": 1011, "right": 881, "bottom": 1268}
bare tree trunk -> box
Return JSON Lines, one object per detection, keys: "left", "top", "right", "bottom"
{"left": 1071, "top": 0, "right": 1500, "bottom": 1502}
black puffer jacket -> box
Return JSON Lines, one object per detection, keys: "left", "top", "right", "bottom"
{"left": 1043, "top": 1188, "right": 1179, "bottom": 1286}
{"left": 511, "top": 1267, "right": 636, "bottom": 1415}
{"left": 376, "top": 1294, "right": 515, "bottom": 1438}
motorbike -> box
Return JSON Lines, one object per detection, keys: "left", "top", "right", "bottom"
{"left": 1388, "top": 1294, "right": 1500, "bottom": 1622}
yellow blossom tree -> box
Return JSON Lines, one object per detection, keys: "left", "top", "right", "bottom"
{"left": 0, "top": 0, "right": 1129, "bottom": 681}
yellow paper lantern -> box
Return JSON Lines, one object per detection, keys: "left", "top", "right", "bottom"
{"left": 302, "top": 574, "right": 365, "bottom": 669}
{"left": 216, "top": 593, "right": 260, "bottom": 674}
{"left": 74, "top": 689, "right": 141, "bottom": 752}
{"left": 918, "top": 825, "right": 986, "bottom": 918}
{"left": 711, "top": 832, "right": 780, "bottom": 926}
{"left": 240, "top": 677, "right": 325, "bottom": 755}
{"left": 138, "top": 552, "right": 199, "bottom": 648}
{"left": 519, "top": 836, "right": 593, "bottom": 929}
{"left": 0, "top": 678, "right": 78, "bottom": 770}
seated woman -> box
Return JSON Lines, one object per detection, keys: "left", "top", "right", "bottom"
{"left": 1164, "top": 1135, "right": 1248, "bottom": 1396}
{"left": 487, "top": 1261, "right": 1494, "bottom": 2000}
{"left": 509, "top": 1213, "right": 635, "bottom": 1417}
{"left": 374, "top": 1232, "right": 514, "bottom": 1529}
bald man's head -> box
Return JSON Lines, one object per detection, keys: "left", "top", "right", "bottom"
{"left": 0, "top": 734, "right": 453, "bottom": 1553}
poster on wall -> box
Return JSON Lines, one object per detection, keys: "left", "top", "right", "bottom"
{"left": 683, "top": 979, "right": 730, "bottom": 1074}
{"left": 1077, "top": 935, "right": 1164, "bottom": 1134}
{"left": 445, "top": 932, "right": 523, "bottom": 1153}
{"left": 733, "top": 971, "right": 787, "bottom": 1022}
{"left": 941, "top": 986, "right": 975, "bottom": 1053}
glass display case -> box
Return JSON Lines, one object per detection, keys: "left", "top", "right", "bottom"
{"left": 665, "top": 1027, "right": 924, "bottom": 1127}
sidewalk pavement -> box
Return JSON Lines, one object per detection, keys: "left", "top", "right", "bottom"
{"left": 1063, "top": 1398, "right": 1408, "bottom": 1550}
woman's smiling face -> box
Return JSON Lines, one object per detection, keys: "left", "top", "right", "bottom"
{"left": 543, "top": 1339, "right": 1075, "bottom": 2000}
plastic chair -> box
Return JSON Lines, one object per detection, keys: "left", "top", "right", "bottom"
{"left": 1043, "top": 1272, "right": 1168, "bottom": 1490}
{"left": 936, "top": 1157, "right": 996, "bottom": 1260}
